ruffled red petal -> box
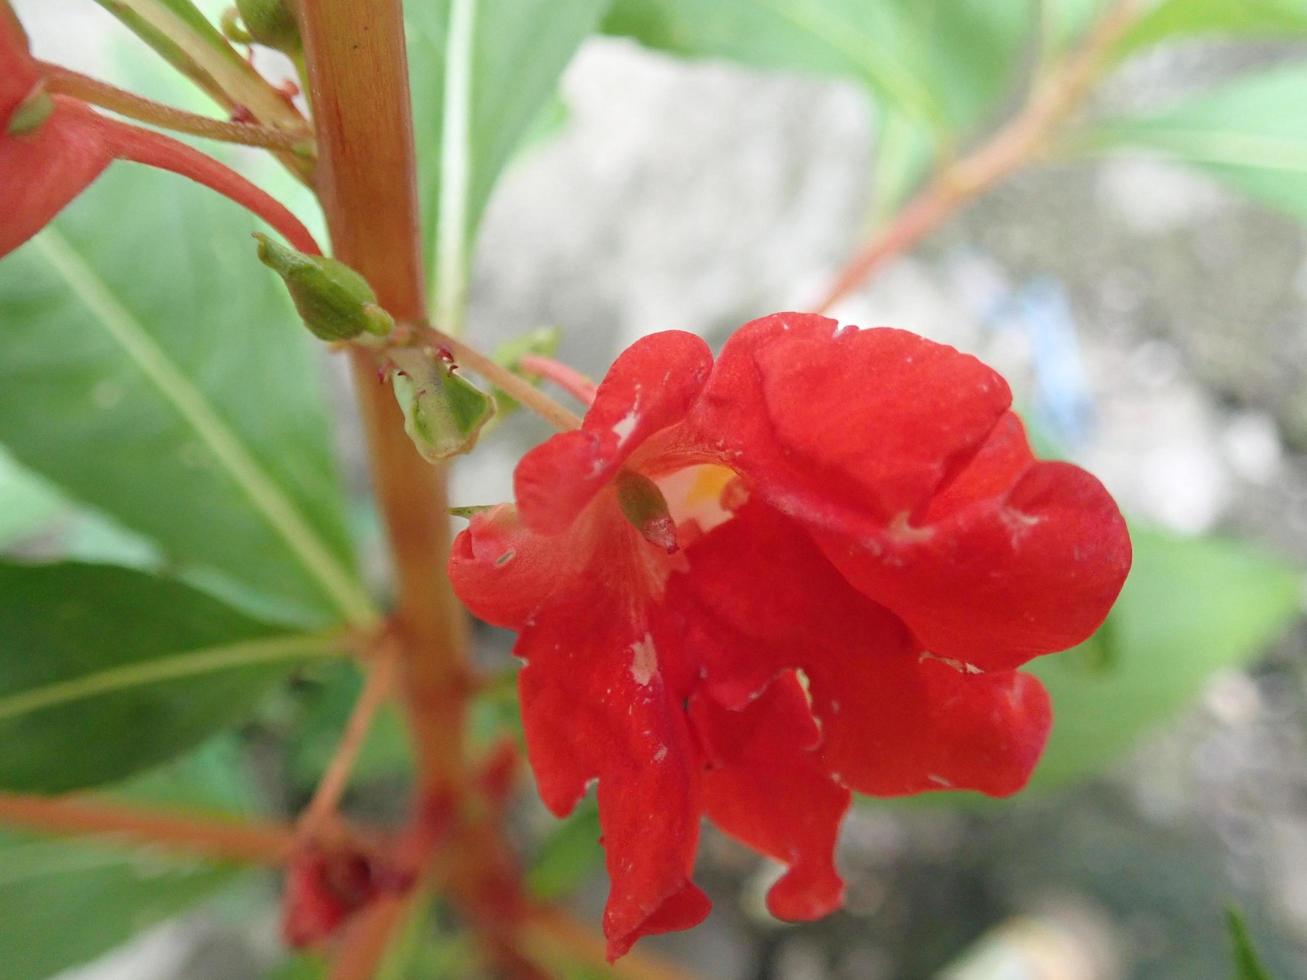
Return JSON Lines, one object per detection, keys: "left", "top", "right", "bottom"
{"left": 810, "top": 652, "right": 1052, "bottom": 797}
{"left": 677, "top": 499, "right": 1052, "bottom": 796}
{"left": 690, "top": 673, "right": 848, "bottom": 920}
{"left": 815, "top": 413, "right": 1132, "bottom": 671}
{"left": 516, "top": 596, "right": 707, "bottom": 959}
{"left": 515, "top": 331, "right": 712, "bottom": 534}
{"left": 448, "top": 504, "right": 591, "bottom": 631}
{"left": 695, "top": 312, "right": 1011, "bottom": 527}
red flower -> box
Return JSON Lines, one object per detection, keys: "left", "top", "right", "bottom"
{"left": 449, "top": 313, "right": 1131, "bottom": 959}
{"left": 1, "top": 10, "right": 317, "bottom": 257}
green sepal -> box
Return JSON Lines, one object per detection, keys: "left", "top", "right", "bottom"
{"left": 254, "top": 235, "right": 393, "bottom": 342}
{"left": 7, "top": 87, "right": 54, "bottom": 136}
{"left": 234, "top": 0, "right": 301, "bottom": 53}
{"left": 615, "top": 469, "right": 677, "bottom": 553}
{"left": 390, "top": 347, "right": 495, "bottom": 463}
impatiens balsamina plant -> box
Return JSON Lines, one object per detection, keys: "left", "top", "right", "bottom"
{"left": 30, "top": 0, "right": 1295, "bottom": 976}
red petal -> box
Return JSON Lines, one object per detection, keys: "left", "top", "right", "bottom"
{"left": 515, "top": 597, "right": 707, "bottom": 959}
{"left": 516, "top": 331, "right": 712, "bottom": 534}
{"left": 1, "top": 10, "right": 38, "bottom": 116}
{"left": 695, "top": 313, "right": 1011, "bottom": 527}
{"left": 815, "top": 418, "right": 1131, "bottom": 670}
{"left": 0, "top": 99, "right": 113, "bottom": 258}
{"left": 810, "top": 654, "right": 1052, "bottom": 798}
{"left": 448, "top": 504, "right": 591, "bottom": 630}
{"left": 678, "top": 500, "right": 1052, "bottom": 796}
{"left": 690, "top": 674, "right": 848, "bottom": 920}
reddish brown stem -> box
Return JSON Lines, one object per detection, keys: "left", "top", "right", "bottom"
{"left": 298, "top": 0, "right": 529, "bottom": 974}
{"left": 813, "top": 0, "right": 1141, "bottom": 313}
{"left": 0, "top": 791, "right": 294, "bottom": 865}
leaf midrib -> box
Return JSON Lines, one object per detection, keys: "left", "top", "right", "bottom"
{"left": 33, "top": 231, "right": 376, "bottom": 626}
{"left": 0, "top": 632, "right": 341, "bottom": 723}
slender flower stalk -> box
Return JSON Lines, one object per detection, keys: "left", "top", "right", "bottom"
{"left": 407, "top": 324, "right": 584, "bottom": 432}
{"left": 813, "top": 0, "right": 1142, "bottom": 312}
{"left": 41, "top": 65, "right": 314, "bottom": 152}
{"left": 519, "top": 353, "right": 599, "bottom": 407}
{"left": 0, "top": 791, "right": 295, "bottom": 865}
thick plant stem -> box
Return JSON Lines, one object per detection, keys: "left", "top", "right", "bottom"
{"left": 813, "top": 0, "right": 1141, "bottom": 312}
{"left": 0, "top": 791, "right": 294, "bottom": 865}
{"left": 299, "top": 0, "right": 464, "bottom": 810}
{"left": 298, "top": 0, "right": 526, "bottom": 973}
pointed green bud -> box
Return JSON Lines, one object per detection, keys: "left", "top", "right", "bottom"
{"left": 615, "top": 469, "right": 678, "bottom": 553}
{"left": 390, "top": 347, "right": 496, "bottom": 463}
{"left": 7, "top": 85, "right": 54, "bottom": 136}
{"left": 233, "top": 0, "right": 300, "bottom": 53}
{"left": 254, "top": 234, "right": 393, "bottom": 342}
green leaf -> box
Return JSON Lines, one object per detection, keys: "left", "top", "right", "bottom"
{"left": 0, "top": 450, "right": 61, "bottom": 551}
{"left": 287, "top": 662, "right": 411, "bottom": 787}
{"left": 1114, "top": 0, "right": 1307, "bottom": 58}
{"left": 0, "top": 561, "right": 343, "bottom": 792}
{"left": 405, "top": 0, "right": 610, "bottom": 324}
{"left": 0, "top": 166, "right": 371, "bottom": 627}
{"left": 1228, "top": 907, "right": 1276, "bottom": 980}
{"left": 0, "top": 737, "right": 262, "bottom": 980}
{"left": 1026, "top": 527, "right": 1302, "bottom": 788}
{"left": 93, "top": 0, "right": 254, "bottom": 107}
{"left": 602, "top": 0, "right": 1031, "bottom": 141}
{"left": 1086, "top": 64, "right": 1307, "bottom": 223}
{"left": 1041, "top": 0, "right": 1106, "bottom": 56}
{"left": 527, "top": 799, "right": 602, "bottom": 900}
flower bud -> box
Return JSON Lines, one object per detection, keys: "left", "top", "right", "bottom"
{"left": 254, "top": 234, "right": 393, "bottom": 342}
{"left": 233, "top": 0, "right": 301, "bottom": 53}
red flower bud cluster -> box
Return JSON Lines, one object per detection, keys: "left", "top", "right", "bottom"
{"left": 1, "top": 10, "right": 316, "bottom": 258}
{"left": 449, "top": 313, "right": 1132, "bottom": 959}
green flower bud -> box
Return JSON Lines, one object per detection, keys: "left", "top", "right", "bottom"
{"left": 234, "top": 0, "right": 300, "bottom": 53}
{"left": 254, "top": 234, "right": 393, "bottom": 342}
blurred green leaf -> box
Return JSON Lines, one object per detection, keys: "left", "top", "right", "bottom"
{"left": 527, "top": 798, "right": 602, "bottom": 900}
{"left": 1026, "top": 527, "right": 1302, "bottom": 788}
{"left": 0, "top": 167, "right": 366, "bottom": 628}
{"left": 265, "top": 955, "right": 330, "bottom": 980}
{"left": 287, "top": 661, "right": 411, "bottom": 788}
{"left": 1114, "top": 0, "right": 1307, "bottom": 58}
{"left": 0, "top": 451, "right": 61, "bottom": 551}
{"left": 93, "top": 0, "right": 252, "bottom": 107}
{"left": 0, "top": 737, "right": 263, "bottom": 980}
{"left": 1228, "top": 907, "right": 1276, "bottom": 980}
{"left": 1041, "top": 0, "right": 1105, "bottom": 55}
{"left": 1086, "top": 63, "right": 1307, "bottom": 222}
{"left": 406, "top": 0, "right": 610, "bottom": 317}
{"left": 0, "top": 561, "right": 343, "bottom": 792}
{"left": 602, "top": 0, "right": 1031, "bottom": 141}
